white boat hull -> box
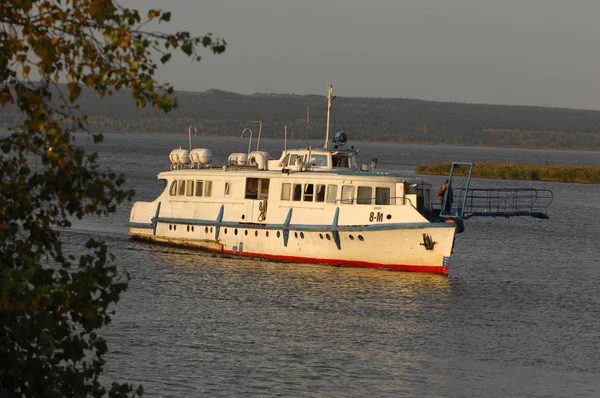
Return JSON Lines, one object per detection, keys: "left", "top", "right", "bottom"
{"left": 129, "top": 220, "right": 455, "bottom": 274}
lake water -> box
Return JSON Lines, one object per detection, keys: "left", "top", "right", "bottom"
{"left": 67, "top": 133, "right": 599, "bottom": 397}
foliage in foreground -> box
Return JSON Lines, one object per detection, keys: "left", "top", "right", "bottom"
{"left": 415, "top": 162, "right": 600, "bottom": 184}
{"left": 0, "top": 1, "right": 225, "bottom": 396}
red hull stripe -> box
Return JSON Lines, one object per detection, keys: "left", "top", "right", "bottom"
{"left": 211, "top": 248, "right": 448, "bottom": 275}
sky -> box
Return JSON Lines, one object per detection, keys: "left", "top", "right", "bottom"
{"left": 122, "top": 0, "right": 600, "bottom": 110}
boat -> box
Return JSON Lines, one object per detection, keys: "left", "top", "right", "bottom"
{"left": 128, "top": 86, "right": 553, "bottom": 274}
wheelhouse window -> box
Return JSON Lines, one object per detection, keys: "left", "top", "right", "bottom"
{"left": 375, "top": 187, "right": 391, "bottom": 205}
{"left": 205, "top": 181, "right": 213, "bottom": 197}
{"left": 333, "top": 155, "right": 349, "bottom": 168}
{"left": 326, "top": 185, "right": 338, "bottom": 203}
{"left": 177, "top": 180, "right": 185, "bottom": 196}
{"left": 357, "top": 186, "right": 372, "bottom": 205}
{"left": 169, "top": 181, "right": 177, "bottom": 196}
{"left": 310, "top": 154, "right": 328, "bottom": 167}
{"left": 224, "top": 182, "right": 231, "bottom": 196}
{"left": 341, "top": 185, "right": 354, "bottom": 204}
{"left": 281, "top": 183, "right": 291, "bottom": 201}
{"left": 315, "top": 184, "right": 326, "bottom": 202}
{"left": 186, "top": 180, "right": 194, "bottom": 196}
{"left": 303, "top": 184, "right": 314, "bottom": 201}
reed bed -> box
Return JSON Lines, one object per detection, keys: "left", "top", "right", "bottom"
{"left": 415, "top": 162, "right": 600, "bottom": 183}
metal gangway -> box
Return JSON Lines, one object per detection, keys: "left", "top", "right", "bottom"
{"left": 440, "top": 162, "right": 554, "bottom": 220}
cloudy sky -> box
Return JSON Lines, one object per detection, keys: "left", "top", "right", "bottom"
{"left": 123, "top": 0, "right": 600, "bottom": 110}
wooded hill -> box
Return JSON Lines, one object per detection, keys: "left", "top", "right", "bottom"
{"left": 1, "top": 86, "right": 600, "bottom": 150}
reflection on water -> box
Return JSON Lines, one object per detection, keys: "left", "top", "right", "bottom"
{"left": 108, "top": 239, "right": 457, "bottom": 397}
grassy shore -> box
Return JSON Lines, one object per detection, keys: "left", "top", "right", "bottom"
{"left": 415, "top": 162, "right": 600, "bottom": 184}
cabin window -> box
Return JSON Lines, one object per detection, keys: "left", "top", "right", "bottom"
{"left": 185, "top": 180, "right": 193, "bottom": 196}
{"left": 169, "top": 181, "right": 177, "bottom": 196}
{"left": 281, "top": 183, "right": 291, "bottom": 201}
{"left": 310, "top": 154, "right": 328, "bottom": 167}
{"left": 205, "top": 181, "right": 213, "bottom": 197}
{"left": 376, "top": 187, "right": 391, "bottom": 205}
{"left": 177, "top": 179, "right": 185, "bottom": 196}
{"left": 357, "top": 186, "right": 372, "bottom": 205}
{"left": 315, "top": 184, "right": 326, "bottom": 202}
{"left": 195, "top": 181, "right": 204, "bottom": 197}
{"left": 224, "top": 182, "right": 231, "bottom": 196}
{"left": 341, "top": 185, "right": 354, "bottom": 204}
{"left": 326, "top": 185, "right": 338, "bottom": 203}
{"left": 303, "top": 184, "right": 314, "bottom": 201}
{"left": 292, "top": 184, "right": 302, "bottom": 201}
{"left": 259, "top": 179, "right": 270, "bottom": 198}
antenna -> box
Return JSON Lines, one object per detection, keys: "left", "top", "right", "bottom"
{"left": 250, "top": 120, "right": 263, "bottom": 151}
{"left": 305, "top": 105, "right": 310, "bottom": 148}
{"left": 188, "top": 125, "right": 197, "bottom": 152}
{"left": 324, "top": 84, "right": 334, "bottom": 148}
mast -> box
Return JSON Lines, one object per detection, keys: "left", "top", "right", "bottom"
{"left": 324, "top": 84, "right": 333, "bottom": 148}
{"left": 305, "top": 105, "right": 310, "bottom": 148}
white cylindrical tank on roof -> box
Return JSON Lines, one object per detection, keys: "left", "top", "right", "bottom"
{"left": 228, "top": 153, "right": 248, "bottom": 166}
{"left": 169, "top": 148, "right": 181, "bottom": 165}
{"left": 190, "top": 148, "right": 213, "bottom": 164}
{"left": 177, "top": 149, "right": 190, "bottom": 165}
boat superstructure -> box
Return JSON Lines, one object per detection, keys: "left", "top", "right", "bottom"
{"left": 128, "top": 86, "right": 552, "bottom": 274}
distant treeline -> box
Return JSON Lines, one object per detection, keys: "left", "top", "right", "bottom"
{"left": 416, "top": 162, "right": 600, "bottom": 183}
{"left": 2, "top": 85, "right": 600, "bottom": 150}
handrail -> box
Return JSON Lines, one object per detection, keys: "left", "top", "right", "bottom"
{"left": 453, "top": 187, "right": 553, "bottom": 219}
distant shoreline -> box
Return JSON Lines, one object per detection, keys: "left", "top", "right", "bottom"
{"left": 416, "top": 162, "right": 600, "bottom": 184}
{"left": 98, "top": 131, "right": 600, "bottom": 153}
{"left": 3, "top": 129, "right": 599, "bottom": 153}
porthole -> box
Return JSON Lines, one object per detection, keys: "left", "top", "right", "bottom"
{"left": 205, "top": 226, "right": 209, "bottom": 233}
{"left": 210, "top": 227, "right": 213, "bottom": 233}
{"left": 245, "top": 230, "right": 248, "bottom": 236}
{"left": 191, "top": 226, "right": 194, "bottom": 232}
{"left": 349, "top": 235, "right": 355, "bottom": 240}
{"left": 224, "top": 228, "right": 228, "bottom": 234}
{"left": 234, "top": 229, "right": 238, "bottom": 235}
{"left": 326, "top": 234, "right": 331, "bottom": 241}
{"left": 294, "top": 232, "right": 298, "bottom": 239}
{"left": 242, "top": 215, "right": 245, "bottom": 220}
{"left": 277, "top": 231, "right": 281, "bottom": 238}
{"left": 358, "top": 235, "right": 364, "bottom": 241}
{"left": 319, "top": 233, "right": 324, "bottom": 239}
{"left": 387, "top": 214, "right": 392, "bottom": 220}
{"left": 169, "top": 225, "right": 172, "bottom": 230}
{"left": 266, "top": 231, "right": 269, "bottom": 237}
{"left": 300, "top": 232, "right": 304, "bottom": 239}
{"left": 255, "top": 231, "right": 258, "bottom": 237}
{"left": 173, "top": 225, "right": 177, "bottom": 231}
{"left": 187, "top": 225, "right": 190, "bottom": 232}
